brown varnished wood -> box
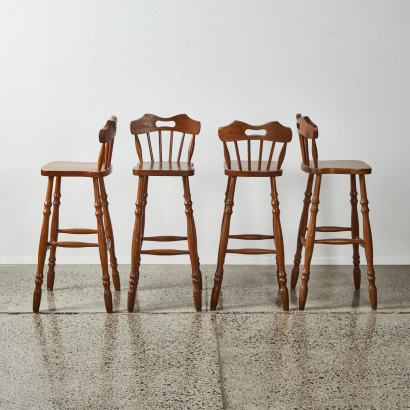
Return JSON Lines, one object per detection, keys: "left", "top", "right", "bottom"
{"left": 224, "top": 161, "right": 283, "bottom": 177}
{"left": 141, "top": 249, "right": 190, "bottom": 255}
{"left": 33, "top": 117, "right": 118, "bottom": 313}
{"left": 229, "top": 234, "right": 274, "bottom": 240}
{"left": 98, "top": 116, "right": 117, "bottom": 170}
{"left": 41, "top": 162, "right": 112, "bottom": 178}
{"left": 147, "top": 133, "right": 154, "bottom": 162}
{"left": 47, "top": 177, "right": 61, "bottom": 291}
{"left": 58, "top": 228, "right": 98, "bottom": 234}
{"left": 291, "top": 174, "right": 314, "bottom": 289}
{"left": 266, "top": 142, "right": 275, "bottom": 171}
{"left": 183, "top": 176, "right": 202, "bottom": 311}
{"left": 271, "top": 177, "right": 289, "bottom": 311}
{"left": 350, "top": 175, "right": 361, "bottom": 289}
{"left": 130, "top": 114, "right": 200, "bottom": 135}
{"left": 297, "top": 115, "right": 318, "bottom": 140}
{"left": 93, "top": 178, "right": 113, "bottom": 313}
{"left": 128, "top": 176, "right": 145, "bottom": 312}
{"left": 128, "top": 123, "right": 203, "bottom": 311}
{"left": 314, "top": 238, "right": 364, "bottom": 245}
{"left": 99, "top": 177, "right": 120, "bottom": 291}
{"left": 226, "top": 248, "right": 276, "bottom": 255}
{"left": 144, "top": 236, "right": 188, "bottom": 241}
{"left": 258, "top": 141, "right": 263, "bottom": 171}
{"left": 211, "top": 119, "right": 291, "bottom": 312}
{"left": 292, "top": 114, "right": 377, "bottom": 310}
{"left": 169, "top": 131, "right": 173, "bottom": 162}
{"left": 218, "top": 120, "right": 292, "bottom": 143}
{"left": 177, "top": 134, "right": 186, "bottom": 163}
{"left": 359, "top": 175, "right": 377, "bottom": 309}
{"left": 299, "top": 174, "right": 322, "bottom": 310}
{"left": 47, "top": 241, "right": 99, "bottom": 247}
{"left": 33, "top": 176, "right": 54, "bottom": 312}
{"left": 301, "top": 160, "right": 372, "bottom": 175}
{"left": 211, "top": 176, "right": 237, "bottom": 310}
{"left": 223, "top": 141, "right": 231, "bottom": 169}
{"left": 99, "top": 116, "right": 117, "bottom": 143}
{"left": 133, "top": 162, "right": 194, "bottom": 176}
{"left": 314, "top": 226, "right": 352, "bottom": 232}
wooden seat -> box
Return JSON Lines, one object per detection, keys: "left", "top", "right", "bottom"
{"left": 133, "top": 161, "right": 194, "bottom": 176}
{"left": 210, "top": 120, "right": 292, "bottom": 312}
{"left": 33, "top": 117, "right": 120, "bottom": 314}
{"left": 291, "top": 114, "right": 377, "bottom": 310}
{"left": 225, "top": 160, "right": 282, "bottom": 176}
{"left": 41, "top": 161, "right": 113, "bottom": 177}
{"left": 127, "top": 114, "right": 203, "bottom": 312}
{"left": 301, "top": 160, "right": 371, "bottom": 175}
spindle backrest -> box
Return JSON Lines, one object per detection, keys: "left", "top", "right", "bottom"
{"left": 296, "top": 114, "right": 319, "bottom": 168}
{"left": 97, "top": 116, "right": 117, "bottom": 171}
{"left": 130, "top": 114, "right": 201, "bottom": 164}
{"left": 218, "top": 120, "right": 292, "bottom": 171}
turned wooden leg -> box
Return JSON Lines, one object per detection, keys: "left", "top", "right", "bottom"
{"left": 182, "top": 176, "right": 202, "bottom": 312}
{"left": 220, "top": 176, "right": 231, "bottom": 233}
{"left": 128, "top": 176, "right": 145, "bottom": 312}
{"left": 47, "top": 177, "right": 61, "bottom": 291}
{"left": 350, "top": 175, "right": 361, "bottom": 289}
{"left": 291, "top": 174, "right": 314, "bottom": 289}
{"left": 33, "top": 176, "right": 54, "bottom": 312}
{"left": 93, "top": 178, "right": 113, "bottom": 313}
{"left": 99, "top": 177, "right": 120, "bottom": 291}
{"left": 140, "top": 176, "right": 149, "bottom": 243}
{"left": 299, "top": 174, "right": 321, "bottom": 310}
{"left": 271, "top": 177, "right": 289, "bottom": 311}
{"left": 359, "top": 175, "right": 377, "bottom": 310}
{"left": 211, "top": 176, "right": 237, "bottom": 310}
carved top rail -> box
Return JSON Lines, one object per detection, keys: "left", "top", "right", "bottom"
{"left": 130, "top": 114, "right": 201, "bottom": 164}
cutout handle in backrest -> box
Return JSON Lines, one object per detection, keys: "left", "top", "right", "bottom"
{"left": 219, "top": 120, "right": 292, "bottom": 172}
{"left": 98, "top": 116, "right": 117, "bottom": 171}
{"left": 218, "top": 121, "right": 292, "bottom": 143}
{"left": 130, "top": 114, "right": 201, "bottom": 164}
{"left": 296, "top": 114, "right": 318, "bottom": 168}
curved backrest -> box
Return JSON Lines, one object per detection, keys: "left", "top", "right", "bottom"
{"left": 218, "top": 120, "right": 292, "bottom": 171}
{"left": 97, "top": 116, "right": 117, "bottom": 171}
{"left": 130, "top": 114, "right": 201, "bottom": 163}
{"left": 296, "top": 114, "right": 319, "bottom": 168}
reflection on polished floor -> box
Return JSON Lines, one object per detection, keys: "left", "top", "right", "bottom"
{"left": 0, "top": 265, "right": 409, "bottom": 409}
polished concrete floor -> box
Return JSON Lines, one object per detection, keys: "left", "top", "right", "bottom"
{"left": 0, "top": 265, "right": 409, "bottom": 409}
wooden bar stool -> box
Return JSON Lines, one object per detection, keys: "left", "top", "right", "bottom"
{"left": 127, "top": 114, "right": 202, "bottom": 312}
{"left": 291, "top": 114, "right": 377, "bottom": 310}
{"left": 210, "top": 120, "right": 292, "bottom": 311}
{"left": 33, "top": 116, "right": 120, "bottom": 313}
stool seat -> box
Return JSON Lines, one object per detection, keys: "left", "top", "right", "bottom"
{"left": 133, "top": 162, "right": 195, "bottom": 176}
{"left": 41, "top": 161, "right": 112, "bottom": 178}
{"left": 224, "top": 160, "right": 283, "bottom": 177}
{"left": 301, "top": 160, "right": 371, "bottom": 175}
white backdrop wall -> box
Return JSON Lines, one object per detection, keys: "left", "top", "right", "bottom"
{"left": 1, "top": 0, "right": 409, "bottom": 265}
